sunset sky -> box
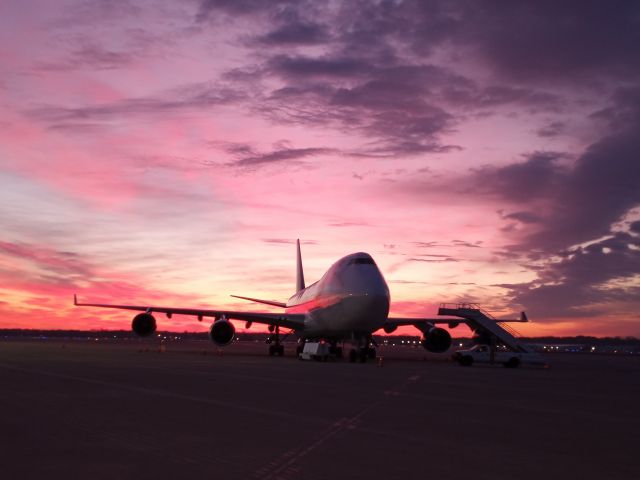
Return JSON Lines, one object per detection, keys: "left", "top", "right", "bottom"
{"left": 1, "top": 1, "right": 639, "bottom": 337}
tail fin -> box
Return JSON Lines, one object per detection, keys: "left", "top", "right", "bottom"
{"left": 296, "top": 239, "right": 305, "bottom": 292}
{"left": 520, "top": 311, "right": 528, "bottom": 322}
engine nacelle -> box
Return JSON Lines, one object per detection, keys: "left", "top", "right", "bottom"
{"left": 421, "top": 327, "right": 452, "bottom": 353}
{"left": 209, "top": 319, "right": 236, "bottom": 346}
{"left": 383, "top": 324, "right": 398, "bottom": 334}
{"left": 132, "top": 313, "right": 157, "bottom": 337}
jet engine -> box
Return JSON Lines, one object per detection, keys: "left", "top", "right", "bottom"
{"left": 420, "top": 326, "right": 452, "bottom": 353}
{"left": 383, "top": 324, "right": 398, "bottom": 334}
{"left": 132, "top": 313, "right": 157, "bottom": 337}
{"left": 209, "top": 319, "right": 236, "bottom": 346}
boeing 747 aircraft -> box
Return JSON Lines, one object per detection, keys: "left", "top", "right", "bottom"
{"left": 74, "top": 241, "right": 512, "bottom": 362}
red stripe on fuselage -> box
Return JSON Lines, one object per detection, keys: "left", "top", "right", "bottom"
{"left": 284, "top": 293, "right": 345, "bottom": 314}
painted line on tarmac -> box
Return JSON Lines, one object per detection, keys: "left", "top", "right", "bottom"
{"left": 251, "top": 372, "right": 423, "bottom": 480}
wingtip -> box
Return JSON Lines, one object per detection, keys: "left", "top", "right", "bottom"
{"left": 73, "top": 294, "right": 77, "bottom": 306}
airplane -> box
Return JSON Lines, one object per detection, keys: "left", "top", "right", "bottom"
{"left": 74, "top": 240, "right": 505, "bottom": 362}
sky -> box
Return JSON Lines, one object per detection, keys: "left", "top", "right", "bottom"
{"left": 1, "top": 0, "right": 639, "bottom": 337}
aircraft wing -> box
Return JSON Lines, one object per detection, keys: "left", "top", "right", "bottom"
{"left": 384, "top": 317, "right": 465, "bottom": 327}
{"left": 73, "top": 295, "right": 305, "bottom": 330}
{"left": 386, "top": 309, "right": 528, "bottom": 328}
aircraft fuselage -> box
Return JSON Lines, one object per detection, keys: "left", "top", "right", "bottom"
{"left": 285, "top": 252, "right": 390, "bottom": 338}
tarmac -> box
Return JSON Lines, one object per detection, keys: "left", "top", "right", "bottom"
{"left": 0, "top": 339, "right": 638, "bottom": 480}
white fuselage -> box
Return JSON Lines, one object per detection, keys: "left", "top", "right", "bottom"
{"left": 284, "top": 252, "right": 390, "bottom": 339}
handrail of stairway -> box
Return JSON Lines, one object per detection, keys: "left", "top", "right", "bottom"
{"left": 439, "top": 303, "right": 522, "bottom": 337}
{"left": 497, "top": 322, "right": 521, "bottom": 338}
{"left": 439, "top": 303, "right": 497, "bottom": 319}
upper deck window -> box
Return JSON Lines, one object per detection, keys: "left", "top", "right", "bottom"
{"left": 349, "top": 257, "right": 375, "bottom": 265}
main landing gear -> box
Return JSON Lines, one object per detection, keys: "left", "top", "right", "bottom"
{"left": 329, "top": 343, "right": 343, "bottom": 358}
{"left": 269, "top": 344, "right": 284, "bottom": 356}
{"left": 267, "top": 325, "right": 284, "bottom": 356}
{"left": 349, "top": 336, "right": 376, "bottom": 363}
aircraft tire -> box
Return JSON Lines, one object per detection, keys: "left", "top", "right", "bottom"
{"left": 460, "top": 356, "right": 473, "bottom": 366}
{"left": 349, "top": 349, "right": 357, "bottom": 363}
{"left": 504, "top": 357, "right": 520, "bottom": 368}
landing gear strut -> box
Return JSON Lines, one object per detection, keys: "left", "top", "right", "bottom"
{"left": 267, "top": 325, "right": 284, "bottom": 356}
{"left": 349, "top": 336, "right": 375, "bottom": 363}
{"left": 329, "top": 342, "right": 343, "bottom": 358}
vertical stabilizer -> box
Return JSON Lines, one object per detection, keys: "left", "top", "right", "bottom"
{"left": 296, "top": 239, "right": 305, "bottom": 292}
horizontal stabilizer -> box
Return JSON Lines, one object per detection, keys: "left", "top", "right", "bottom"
{"left": 230, "top": 295, "right": 287, "bottom": 308}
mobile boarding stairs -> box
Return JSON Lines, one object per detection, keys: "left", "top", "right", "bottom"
{"left": 438, "top": 303, "right": 532, "bottom": 353}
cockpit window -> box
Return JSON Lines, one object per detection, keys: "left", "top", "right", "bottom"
{"left": 349, "top": 257, "right": 375, "bottom": 265}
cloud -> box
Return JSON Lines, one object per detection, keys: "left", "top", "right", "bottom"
{"left": 0, "top": 241, "right": 91, "bottom": 279}
{"left": 28, "top": 1, "right": 581, "bottom": 161}
{"left": 0, "top": 239, "right": 213, "bottom": 330}
{"left": 306, "top": 1, "right": 640, "bottom": 85}
{"left": 250, "top": 29, "right": 560, "bottom": 156}
{"left": 0, "top": 240, "right": 199, "bottom": 304}
{"left": 409, "top": 257, "right": 459, "bottom": 263}
{"left": 260, "top": 60, "right": 466, "bottom": 155}
{"left": 268, "top": 54, "right": 371, "bottom": 79}
{"left": 501, "top": 211, "right": 543, "bottom": 224}
{"left": 528, "top": 131, "right": 640, "bottom": 251}
{"left": 328, "top": 222, "right": 369, "bottom": 227}
{"left": 471, "top": 151, "right": 568, "bottom": 203}
{"left": 503, "top": 233, "right": 640, "bottom": 318}
{"left": 36, "top": 44, "right": 134, "bottom": 71}
{"left": 453, "top": 1, "right": 640, "bottom": 82}
{"left": 462, "top": 116, "right": 640, "bottom": 252}
{"left": 343, "top": 1, "right": 639, "bottom": 83}
{"left": 4, "top": 0, "right": 640, "bottom": 334}
{"left": 234, "top": 147, "right": 334, "bottom": 167}
{"left": 27, "top": 82, "right": 245, "bottom": 127}
{"left": 536, "top": 121, "right": 565, "bottom": 138}
{"left": 444, "top": 84, "right": 561, "bottom": 111}
{"left": 411, "top": 240, "right": 482, "bottom": 249}
{"left": 196, "top": 0, "right": 290, "bottom": 20}
{"left": 214, "top": 142, "right": 336, "bottom": 167}
{"left": 452, "top": 240, "right": 482, "bottom": 248}
{"left": 258, "top": 22, "right": 329, "bottom": 45}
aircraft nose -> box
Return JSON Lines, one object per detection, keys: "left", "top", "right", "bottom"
{"left": 346, "top": 264, "right": 389, "bottom": 297}
{"left": 342, "top": 292, "right": 389, "bottom": 332}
